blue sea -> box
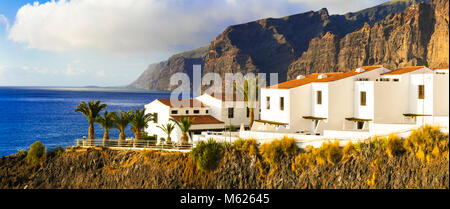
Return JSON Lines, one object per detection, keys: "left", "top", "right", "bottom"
{"left": 0, "top": 87, "right": 171, "bottom": 157}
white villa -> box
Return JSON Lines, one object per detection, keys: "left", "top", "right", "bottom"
{"left": 143, "top": 65, "right": 448, "bottom": 147}
{"left": 245, "top": 65, "right": 449, "bottom": 144}
{"left": 144, "top": 93, "right": 259, "bottom": 144}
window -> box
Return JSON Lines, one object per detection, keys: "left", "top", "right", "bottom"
{"left": 206, "top": 110, "right": 209, "bottom": 114}
{"left": 317, "top": 91, "right": 322, "bottom": 105}
{"left": 193, "top": 110, "right": 200, "bottom": 114}
{"left": 246, "top": 107, "right": 250, "bottom": 118}
{"left": 228, "top": 108, "right": 234, "bottom": 118}
{"left": 153, "top": 113, "right": 158, "bottom": 123}
{"left": 171, "top": 110, "right": 178, "bottom": 114}
{"left": 418, "top": 85, "right": 425, "bottom": 99}
{"left": 185, "top": 110, "right": 189, "bottom": 114}
{"left": 393, "top": 78, "right": 399, "bottom": 82}
{"left": 266, "top": 96, "right": 270, "bottom": 109}
{"left": 360, "top": 91, "right": 367, "bottom": 106}
{"left": 280, "top": 97, "right": 284, "bottom": 111}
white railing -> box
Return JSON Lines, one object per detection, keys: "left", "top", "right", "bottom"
{"left": 75, "top": 138, "right": 193, "bottom": 150}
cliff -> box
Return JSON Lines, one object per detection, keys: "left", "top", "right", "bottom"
{"left": 287, "top": 0, "right": 448, "bottom": 79}
{"left": 1, "top": 143, "right": 448, "bottom": 189}
{"left": 129, "top": 0, "right": 425, "bottom": 90}
{"left": 127, "top": 46, "right": 208, "bottom": 91}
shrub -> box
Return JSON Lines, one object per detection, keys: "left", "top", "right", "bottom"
{"left": 233, "top": 138, "right": 246, "bottom": 149}
{"left": 26, "top": 141, "right": 45, "bottom": 166}
{"left": 16, "top": 149, "right": 26, "bottom": 157}
{"left": 292, "top": 152, "right": 313, "bottom": 174}
{"left": 325, "top": 141, "right": 342, "bottom": 165}
{"left": 191, "top": 139, "right": 224, "bottom": 172}
{"left": 242, "top": 139, "right": 259, "bottom": 156}
{"left": 260, "top": 137, "right": 298, "bottom": 165}
{"left": 229, "top": 125, "right": 238, "bottom": 132}
{"left": 386, "top": 134, "right": 405, "bottom": 157}
{"left": 343, "top": 142, "right": 358, "bottom": 159}
{"left": 47, "top": 146, "right": 65, "bottom": 157}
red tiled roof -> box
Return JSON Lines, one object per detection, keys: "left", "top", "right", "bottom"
{"left": 267, "top": 66, "right": 382, "bottom": 89}
{"left": 382, "top": 66, "right": 425, "bottom": 75}
{"left": 156, "top": 98, "right": 206, "bottom": 108}
{"left": 170, "top": 115, "right": 224, "bottom": 125}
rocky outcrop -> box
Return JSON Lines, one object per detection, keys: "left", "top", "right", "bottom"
{"left": 287, "top": 0, "right": 448, "bottom": 79}
{"left": 127, "top": 46, "right": 208, "bottom": 91}
{"left": 203, "top": 0, "right": 422, "bottom": 83}
{"left": 129, "top": 0, "right": 422, "bottom": 90}
{"left": 1, "top": 146, "right": 448, "bottom": 189}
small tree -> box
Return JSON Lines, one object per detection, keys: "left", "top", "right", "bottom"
{"left": 26, "top": 141, "right": 45, "bottom": 166}
{"left": 75, "top": 100, "right": 107, "bottom": 146}
{"left": 96, "top": 111, "right": 117, "bottom": 146}
{"left": 130, "top": 107, "right": 154, "bottom": 147}
{"left": 157, "top": 123, "right": 176, "bottom": 145}
{"left": 113, "top": 110, "right": 132, "bottom": 147}
{"left": 170, "top": 116, "right": 194, "bottom": 145}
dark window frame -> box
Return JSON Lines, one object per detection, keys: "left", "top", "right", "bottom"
{"left": 193, "top": 110, "right": 200, "bottom": 114}
{"left": 171, "top": 110, "right": 178, "bottom": 114}
{"left": 418, "top": 85, "right": 425, "bottom": 99}
{"left": 360, "top": 91, "right": 367, "bottom": 106}
{"left": 228, "top": 107, "right": 234, "bottom": 119}
{"left": 280, "top": 97, "right": 284, "bottom": 111}
{"left": 317, "top": 91, "right": 322, "bottom": 105}
{"left": 266, "top": 96, "right": 270, "bottom": 110}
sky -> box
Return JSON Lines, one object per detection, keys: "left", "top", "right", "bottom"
{"left": 0, "top": 0, "right": 389, "bottom": 87}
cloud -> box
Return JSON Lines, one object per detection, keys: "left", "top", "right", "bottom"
{"left": 8, "top": 0, "right": 388, "bottom": 54}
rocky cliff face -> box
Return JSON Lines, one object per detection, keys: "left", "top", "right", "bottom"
{"left": 287, "top": 0, "right": 448, "bottom": 79}
{"left": 129, "top": 0, "right": 423, "bottom": 90}
{"left": 127, "top": 46, "right": 208, "bottom": 91}
{"left": 1, "top": 146, "right": 448, "bottom": 189}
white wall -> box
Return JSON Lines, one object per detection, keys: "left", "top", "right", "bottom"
{"left": 433, "top": 70, "right": 449, "bottom": 116}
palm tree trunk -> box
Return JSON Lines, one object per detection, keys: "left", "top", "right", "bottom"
{"left": 249, "top": 107, "right": 254, "bottom": 129}
{"left": 181, "top": 133, "right": 189, "bottom": 145}
{"left": 166, "top": 136, "right": 172, "bottom": 145}
{"left": 118, "top": 131, "right": 126, "bottom": 147}
{"left": 134, "top": 131, "right": 142, "bottom": 147}
{"left": 102, "top": 130, "right": 109, "bottom": 146}
{"left": 88, "top": 123, "right": 95, "bottom": 146}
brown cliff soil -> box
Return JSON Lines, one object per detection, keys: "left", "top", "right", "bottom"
{"left": 1, "top": 127, "right": 448, "bottom": 189}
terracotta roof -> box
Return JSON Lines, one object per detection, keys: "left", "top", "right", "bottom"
{"left": 267, "top": 66, "right": 382, "bottom": 89}
{"left": 170, "top": 115, "right": 224, "bottom": 125}
{"left": 207, "top": 93, "right": 244, "bottom": 101}
{"left": 156, "top": 98, "right": 206, "bottom": 108}
{"left": 435, "top": 65, "right": 449, "bottom": 70}
{"left": 382, "top": 66, "right": 425, "bottom": 75}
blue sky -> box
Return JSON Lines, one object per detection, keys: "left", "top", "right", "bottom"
{"left": 0, "top": 0, "right": 388, "bottom": 87}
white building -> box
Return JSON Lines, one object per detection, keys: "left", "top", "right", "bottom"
{"left": 258, "top": 66, "right": 390, "bottom": 135}
{"left": 144, "top": 93, "right": 259, "bottom": 144}
{"left": 245, "top": 65, "right": 449, "bottom": 144}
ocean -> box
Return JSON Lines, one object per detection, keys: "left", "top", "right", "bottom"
{"left": 0, "top": 87, "right": 171, "bottom": 157}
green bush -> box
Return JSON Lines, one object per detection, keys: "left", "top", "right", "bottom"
{"left": 47, "top": 146, "right": 65, "bottom": 158}
{"left": 191, "top": 139, "right": 224, "bottom": 172}
{"left": 229, "top": 125, "right": 238, "bottom": 132}
{"left": 26, "top": 141, "right": 45, "bottom": 166}
{"left": 234, "top": 138, "right": 259, "bottom": 155}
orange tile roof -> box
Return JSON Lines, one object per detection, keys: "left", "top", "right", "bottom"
{"left": 170, "top": 115, "right": 224, "bottom": 125}
{"left": 382, "top": 66, "right": 425, "bottom": 75}
{"left": 435, "top": 65, "right": 449, "bottom": 70}
{"left": 156, "top": 98, "right": 206, "bottom": 108}
{"left": 267, "top": 66, "right": 382, "bottom": 89}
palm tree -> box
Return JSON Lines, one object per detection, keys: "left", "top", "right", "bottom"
{"left": 75, "top": 100, "right": 107, "bottom": 146}
{"left": 235, "top": 75, "right": 259, "bottom": 128}
{"left": 96, "top": 110, "right": 117, "bottom": 146}
{"left": 170, "top": 116, "right": 194, "bottom": 145}
{"left": 130, "top": 107, "right": 154, "bottom": 146}
{"left": 157, "top": 123, "right": 176, "bottom": 146}
{"left": 113, "top": 109, "right": 132, "bottom": 147}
